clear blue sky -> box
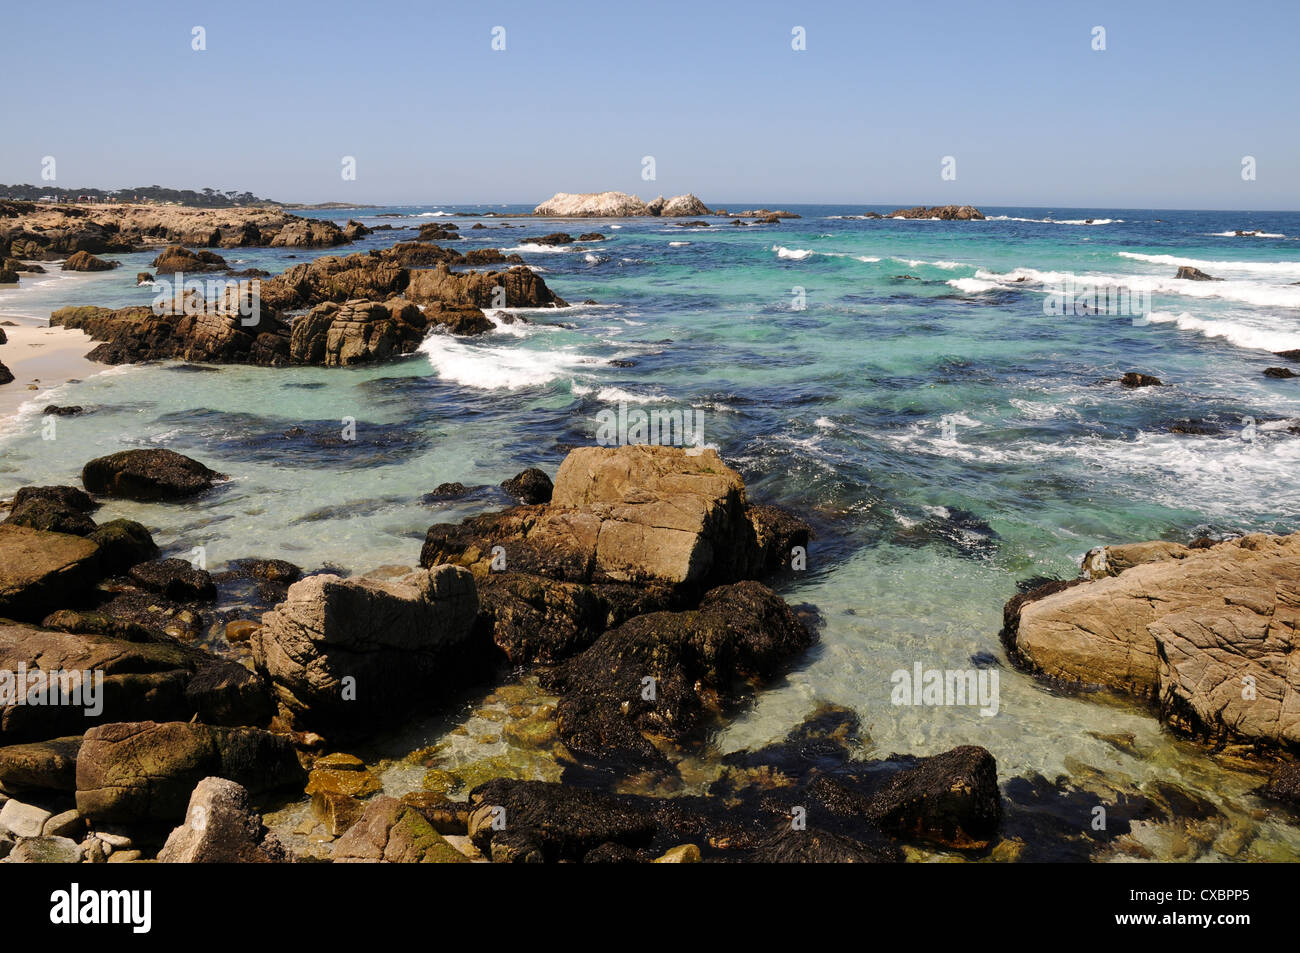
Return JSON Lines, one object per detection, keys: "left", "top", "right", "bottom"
{"left": 3, "top": 0, "right": 1297, "bottom": 209}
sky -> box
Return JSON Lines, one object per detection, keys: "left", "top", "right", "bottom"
{"left": 2, "top": 0, "right": 1297, "bottom": 209}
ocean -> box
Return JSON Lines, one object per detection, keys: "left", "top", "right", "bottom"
{"left": 3, "top": 203, "right": 1299, "bottom": 859}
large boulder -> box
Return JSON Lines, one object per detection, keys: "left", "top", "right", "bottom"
{"left": 421, "top": 446, "right": 809, "bottom": 592}
{"left": 75, "top": 721, "right": 304, "bottom": 823}
{"left": 157, "top": 777, "right": 291, "bottom": 862}
{"left": 82, "top": 448, "right": 225, "bottom": 500}
{"left": 864, "top": 746, "right": 1001, "bottom": 848}
{"left": 1004, "top": 532, "right": 1300, "bottom": 747}
{"left": 259, "top": 253, "right": 410, "bottom": 310}
{"left": 0, "top": 525, "right": 101, "bottom": 621}
{"left": 886, "top": 205, "right": 984, "bottom": 220}
{"left": 0, "top": 623, "right": 274, "bottom": 742}
{"left": 251, "top": 566, "right": 481, "bottom": 734}
{"left": 288, "top": 298, "right": 429, "bottom": 366}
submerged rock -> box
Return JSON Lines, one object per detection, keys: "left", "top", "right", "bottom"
{"left": 333, "top": 796, "right": 470, "bottom": 863}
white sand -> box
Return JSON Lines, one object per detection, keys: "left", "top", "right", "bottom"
{"left": 0, "top": 324, "right": 101, "bottom": 426}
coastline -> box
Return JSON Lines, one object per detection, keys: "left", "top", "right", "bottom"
{"left": 0, "top": 323, "right": 102, "bottom": 425}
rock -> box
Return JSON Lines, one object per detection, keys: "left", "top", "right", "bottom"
{"left": 474, "top": 572, "right": 676, "bottom": 665}
{"left": 865, "top": 746, "right": 1001, "bottom": 848}
{"left": 423, "top": 303, "right": 494, "bottom": 336}
{"left": 42, "top": 808, "right": 82, "bottom": 839}
{"left": 61, "top": 250, "right": 119, "bottom": 271}
{"left": 1003, "top": 532, "right": 1300, "bottom": 746}
{"left": 661, "top": 194, "right": 710, "bottom": 217}
{"left": 404, "top": 262, "right": 567, "bottom": 309}
{"left": 51, "top": 302, "right": 292, "bottom": 367}
{"left": 1274, "top": 349, "right": 1300, "bottom": 363}
{"left": 305, "top": 752, "right": 382, "bottom": 798}
{"left": 500, "top": 467, "right": 553, "bottom": 504}
{"left": 0, "top": 360, "right": 11, "bottom": 386}
{"left": 527, "top": 232, "right": 575, "bottom": 246}
{"left": 1120, "top": 372, "right": 1162, "bottom": 388}
{"left": 0, "top": 798, "right": 52, "bottom": 837}
{"left": 136, "top": 272, "right": 153, "bottom": 285}
{"left": 653, "top": 843, "right": 701, "bottom": 863}
{"left": 333, "top": 796, "right": 470, "bottom": 862}
{"left": 289, "top": 298, "right": 430, "bottom": 366}
{"left": 75, "top": 721, "right": 304, "bottom": 823}
{"left": 0, "top": 622, "right": 274, "bottom": 741}
{"left": 157, "top": 777, "right": 291, "bottom": 862}
{"left": 251, "top": 565, "right": 482, "bottom": 734}
{"left": 3, "top": 495, "right": 98, "bottom": 536}
{"left": 4, "top": 835, "right": 82, "bottom": 863}
{"left": 886, "top": 205, "right": 984, "bottom": 220}
{"left": 1264, "top": 367, "right": 1298, "bottom": 379}
{"left": 750, "top": 827, "right": 900, "bottom": 863}
{"left": 41, "top": 404, "right": 83, "bottom": 416}
{"left": 1264, "top": 762, "right": 1300, "bottom": 807}
{"left": 269, "top": 219, "right": 347, "bottom": 248}
{"left": 82, "top": 448, "right": 225, "bottom": 500}
{"left": 423, "top": 482, "right": 469, "bottom": 501}
{"left": 225, "top": 620, "right": 259, "bottom": 644}
{"left": 150, "top": 245, "right": 228, "bottom": 274}
{"left": 87, "top": 519, "right": 159, "bottom": 574}
{"left": 0, "top": 736, "right": 82, "bottom": 791}
{"left": 342, "top": 219, "right": 371, "bottom": 242}
{"left": 1081, "top": 539, "right": 1190, "bottom": 578}
{"left": 577, "top": 233, "right": 605, "bottom": 242}
{"left": 40, "top": 609, "right": 156, "bottom": 642}
{"left": 0, "top": 524, "right": 101, "bottom": 621}
{"left": 127, "top": 558, "right": 217, "bottom": 601}
{"left": 1175, "top": 266, "right": 1219, "bottom": 281}
{"left": 467, "top": 779, "right": 657, "bottom": 861}
{"left": 533, "top": 191, "right": 652, "bottom": 217}
{"left": 543, "top": 580, "right": 813, "bottom": 763}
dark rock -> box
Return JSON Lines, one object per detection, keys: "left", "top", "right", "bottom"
{"left": 1263, "top": 762, "right": 1300, "bottom": 808}
{"left": 87, "top": 519, "right": 159, "bottom": 573}
{"left": 865, "top": 745, "right": 1001, "bottom": 848}
{"left": 41, "top": 405, "right": 83, "bottom": 416}
{"left": 1175, "top": 266, "right": 1219, "bottom": 281}
{"left": 82, "top": 448, "right": 225, "bottom": 500}
{"left": 1264, "top": 367, "right": 1298, "bottom": 379}
{"left": 0, "top": 525, "right": 102, "bottom": 621}
{"left": 750, "top": 827, "right": 901, "bottom": 863}
{"left": 577, "top": 233, "right": 605, "bottom": 241}
{"left": 422, "top": 482, "right": 469, "bottom": 502}
{"left": 1120, "top": 372, "right": 1162, "bottom": 388}
{"left": 500, "top": 467, "right": 553, "bottom": 504}
{"left": 3, "top": 496, "right": 97, "bottom": 536}
{"left": 128, "top": 558, "right": 217, "bottom": 602}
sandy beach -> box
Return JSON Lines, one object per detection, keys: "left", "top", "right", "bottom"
{"left": 0, "top": 323, "right": 101, "bottom": 424}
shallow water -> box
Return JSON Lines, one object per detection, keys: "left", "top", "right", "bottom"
{"left": 4, "top": 204, "right": 1300, "bottom": 860}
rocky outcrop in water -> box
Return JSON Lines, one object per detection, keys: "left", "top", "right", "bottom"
{"left": 533, "top": 191, "right": 713, "bottom": 217}
{"left": 404, "top": 262, "right": 567, "bottom": 309}
{"left": 1003, "top": 532, "right": 1300, "bottom": 749}
{"left": 61, "top": 250, "right": 119, "bottom": 271}
{"left": 151, "top": 245, "right": 229, "bottom": 273}
{"left": 288, "top": 299, "right": 431, "bottom": 366}
{"left": 886, "top": 205, "right": 985, "bottom": 220}
{"left": 1175, "top": 266, "right": 1219, "bottom": 281}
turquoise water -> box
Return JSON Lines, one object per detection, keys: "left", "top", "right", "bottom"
{"left": 4, "top": 204, "right": 1300, "bottom": 859}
